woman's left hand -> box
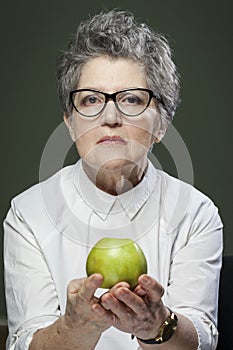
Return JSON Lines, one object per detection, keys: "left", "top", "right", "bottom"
{"left": 100, "top": 274, "right": 169, "bottom": 340}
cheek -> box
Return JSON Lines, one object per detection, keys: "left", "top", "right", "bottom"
{"left": 125, "top": 110, "right": 162, "bottom": 143}
{"left": 71, "top": 118, "right": 98, "bottom": 157}
{"left": 71, "top": 116, "right": 96, "bottom": 139}
{"left": 132, "top": 129, "right": 152, "bottom": 146}
{"left": 75, "top": 131, "right": 96, "bottom": 158}
{"left": 125, "top": 120, "right": 158, "bottom": 146}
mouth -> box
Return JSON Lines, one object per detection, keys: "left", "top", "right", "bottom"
{"left": 96, "top": 135, "right": 127, "bottom": 145}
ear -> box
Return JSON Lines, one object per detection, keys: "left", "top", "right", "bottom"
{"left": 63, "top": 114, "right": 75, "bottom": 141}
{"left": 154, "top": 117, "right": 169, "bottom": 143}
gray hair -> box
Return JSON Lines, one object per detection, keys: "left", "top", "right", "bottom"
{"left": 56, "top": 10, "right": 180, "bottom": 121}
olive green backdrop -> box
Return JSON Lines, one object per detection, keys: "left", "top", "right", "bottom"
{"left": 0, "top": 0, "right": 232, "bottom": 320}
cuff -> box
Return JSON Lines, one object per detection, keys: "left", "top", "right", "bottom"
{"left": 184, "top": 314, "right": 218, "bottom": 350}
{"left": 7, "top": 316, "right": 59, "bottom": 350}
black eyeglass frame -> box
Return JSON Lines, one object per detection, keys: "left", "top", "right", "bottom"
{"left": 69, "top": 88, "right": 165, "bottom": 117}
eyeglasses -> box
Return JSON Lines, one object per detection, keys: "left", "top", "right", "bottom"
{"left": 70, "top": 88, "right": 164, "bottom": 117}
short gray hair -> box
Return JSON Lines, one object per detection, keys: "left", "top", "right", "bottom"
{"left": 56, "top": 10, "right": 180, "bottom": 121}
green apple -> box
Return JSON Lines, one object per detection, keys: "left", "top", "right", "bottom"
{"left": 86, "top": 237, "right": 147, "bottom": 289}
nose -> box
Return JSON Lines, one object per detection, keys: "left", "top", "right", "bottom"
{"left": 100, "top": 101, "right": 122, "bottom": 127}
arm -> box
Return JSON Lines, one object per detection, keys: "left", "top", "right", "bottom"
{"left": 4, "top": 204, "right": 113, "bottom": 350}
{"left": 100, "top": 275, "right": 198, "bottom": 350}
{"left": 100, "top": 194, "right": 223, "bottom": 349}
{"left": 138, "top": 313, "right": 198, "bottom": 350}
{"left": 4, "top": 205, "right": 61, "bottom": 349}
{"left": 29, "top": 275, "right": 114, "bottom": 350}
{"left": 163, "top": 196, "right": 223, "bottom": 349}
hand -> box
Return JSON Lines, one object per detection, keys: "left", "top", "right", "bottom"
{"left": 100, "top": 274, "right": 169, "bottom": 340}
{"left": 63, "top": 274, "right": 114, "bottom": 336}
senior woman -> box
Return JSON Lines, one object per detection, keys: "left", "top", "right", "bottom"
{"left": 4, "top": 10, "right": 222, "bottom": 350}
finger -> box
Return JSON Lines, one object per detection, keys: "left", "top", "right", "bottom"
{"left": 138, "top": 275, "right": 164, "bottom": 301}
{"left": 91, "top": 302, "right": 115, "bottom": 324}
{"left": 111, "top": 287, "right": 147, "bottom": 315}
{"left": 133, "top": 284, "right": 147, "bottom": 297}
{"left": 99, "top": 281, "right": 130, "bottom": 299}
{"left": 79, "top": 274, "right": 104, "bottom": 300}
{"left": 68, "top": 274, "right": 103, "bottom": 301}
{"left": 99, "top": 281, "right": 130, "bottom": 305}
{"left": 100, "top": 291, "right": 116, "bottom": 310}
{"left": 109, "top": 281, "right": 131, "bottom": 293}
{"left": 100, "top": 290, "right": 132, "bottom": 317}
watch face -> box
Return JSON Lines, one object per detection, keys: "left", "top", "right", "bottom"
{"left": 137, "top": 311, "right": 178, "bottom": 345}
{"left": 162, "top": 315, "right": 178, "bottom": 342}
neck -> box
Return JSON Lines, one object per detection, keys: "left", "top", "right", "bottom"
{"left": 82, "top": 159, "right": 148, "bottom": 195}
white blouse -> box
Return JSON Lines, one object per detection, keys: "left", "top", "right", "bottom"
{"left": 4, "top": 160, "right": 223, "bottom": 349}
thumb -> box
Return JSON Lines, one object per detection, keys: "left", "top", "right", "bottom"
{"left": 67, "top": 274, "right": 104, "bottom": 301}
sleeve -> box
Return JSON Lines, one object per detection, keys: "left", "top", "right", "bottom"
{"left": 3, "top": 200, "right": 61, "bottom": 350}
{"left": 164, "top": 193, "right": 223, "bottom": 350}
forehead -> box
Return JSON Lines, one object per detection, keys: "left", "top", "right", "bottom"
{"left": 77, "top": 56, "right": 148, "bottom": 91}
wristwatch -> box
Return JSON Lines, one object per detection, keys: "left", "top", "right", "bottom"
{"left": 135, "top": 308, "right": 178, "bottom": 344}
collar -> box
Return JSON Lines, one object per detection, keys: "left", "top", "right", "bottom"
{"left": 73, "top": 159, "right": 157, "bottom": 221}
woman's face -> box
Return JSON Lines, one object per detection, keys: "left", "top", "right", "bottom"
{"left": 64, "top": 56, "right": 166, "bottom": 173}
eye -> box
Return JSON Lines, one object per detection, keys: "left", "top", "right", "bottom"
{"left": 120, "top": 94, "right": 143, "bottom": 105}
{"left": 81, "top": 94, "right": 103, "bottom": 106}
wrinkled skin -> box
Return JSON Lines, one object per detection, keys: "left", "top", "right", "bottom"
{"left": 64, "top": 273, "right": 169, "bottom": 341}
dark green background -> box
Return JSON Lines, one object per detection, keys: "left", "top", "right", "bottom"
{"left": 0, "top": 0, "right": 232, "bottom": 320}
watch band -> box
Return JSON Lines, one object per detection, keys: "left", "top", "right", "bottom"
{"left": 134, "top": 308, "right": 178, "bottom": 345}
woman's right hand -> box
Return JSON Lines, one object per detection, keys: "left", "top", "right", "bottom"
{"left": 62, "top": 274, "right": 114, "bottom": 338}
{"left": 29, "top": 274, "right": 114, "bottom": 350}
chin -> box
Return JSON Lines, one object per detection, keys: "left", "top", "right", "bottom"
{"left": 100, "top": 158, "right": 132, "bottom": 171}
{"left": 82, "top": 144, "right": 148, "bottom": 173}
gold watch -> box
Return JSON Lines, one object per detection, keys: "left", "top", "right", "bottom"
{"left": 136, "top": 308, "right": 178, "bottom": 344}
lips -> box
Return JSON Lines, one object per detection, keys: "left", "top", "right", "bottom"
{"left": 96, "top": 135, "right": 127, "bottom": 145}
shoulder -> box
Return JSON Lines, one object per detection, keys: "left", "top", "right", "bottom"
{"left": 154, "top": 169, "right": 223, "bottom": 233}
{"left": 156, "top": 168, "right": 217, "bottom": 208}
{"left": 9, "top": 163, "right": 78, "bottom": 235}
{"left": 12, "top": 163, "right": 76, "bottom": 207}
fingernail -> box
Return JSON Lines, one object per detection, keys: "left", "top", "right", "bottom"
{"left": 141, "top": 276, "right": 150, "bottom": 285}
{"left": 92, "top": 274, "right": 102, "bottom": 285}
{"left": 118, "top": 288, "right": 129, "bottom": 298}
